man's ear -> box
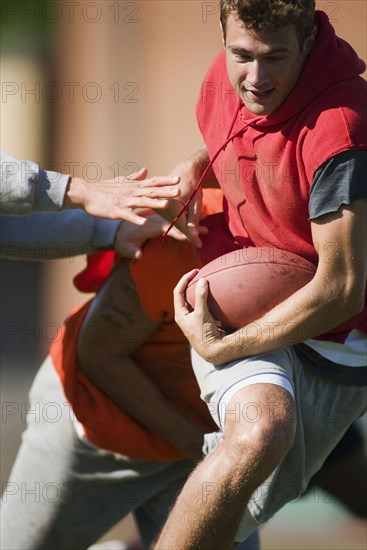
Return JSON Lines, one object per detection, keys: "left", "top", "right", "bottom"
{"left": 303, "top": 25, "right": 317, "bottom": 55}
{"left": 220, "top": 20, "right": 226, "bottom": 49}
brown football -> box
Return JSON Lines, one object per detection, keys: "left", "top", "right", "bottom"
{"left": 185, "top": 247, "right": 316, "bottom": 330}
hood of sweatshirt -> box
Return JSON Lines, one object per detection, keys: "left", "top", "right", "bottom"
{"left": 163, "top": 11, "right": 366, "bottom": 238}
{"left": 239, "top": 10, "right": 366, "bottom": 128}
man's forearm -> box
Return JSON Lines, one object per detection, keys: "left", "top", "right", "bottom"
{"left": 174, "top": 147, "right": 217, "bottom": 190}
{"left": 175, "top": 200, "right": 367, "bottom": 365}
{"left": 190, "top": 147, "right": 218, "bottom": 188}
{"left": 209, "top": 278, "right": 359, "bottom": 364}
{"left": 79, "top": 354, "right": 204, "bottom": 460}
{"left": 185, "top": 269, "right": 362, "bottom": 366}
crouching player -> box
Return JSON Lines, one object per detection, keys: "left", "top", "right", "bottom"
{"left": 0, "top": 191, "right": 260, "bottom": 550}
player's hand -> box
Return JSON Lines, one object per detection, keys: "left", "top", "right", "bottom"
{"left": 64, "top": 168, "right": 181, "bottom": 224}
{"left": 173, "top": 269, "right": 227, "bottom": 364}
{"left": 114, "top": 212, "right": 187, "bottom": 260}
{"left": 157, "top": 149, "right": 210, "bottom": 247}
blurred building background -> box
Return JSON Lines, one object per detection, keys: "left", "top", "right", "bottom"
{"left": 1, "top": 1, "right": 366, "bottom": 548}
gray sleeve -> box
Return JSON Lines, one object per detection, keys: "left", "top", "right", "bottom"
{"left": 309, "top": 149, "right": 367, "bottom": 220}
{"left": 0, "top": 210, "right": 120, "bottom": 260}
{"left": 0, "top": 151, "right": 70, "bottom": 215}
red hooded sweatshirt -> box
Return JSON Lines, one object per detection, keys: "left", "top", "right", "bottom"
{"left": 196, "top": 11, "right": 367, "bottom": 343}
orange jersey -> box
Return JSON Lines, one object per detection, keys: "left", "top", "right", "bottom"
{"left": 50, "top": 189, "right": 223, "bottom": 461}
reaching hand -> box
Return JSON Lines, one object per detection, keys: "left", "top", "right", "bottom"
{"left": 114, "top": 212, "right": 187, "bottom": 260}
{"left": 64, "top": 168, "right": 181, "bottom": 224}
{"left": 157, "top": 148, "right": 211, "bottom": 247}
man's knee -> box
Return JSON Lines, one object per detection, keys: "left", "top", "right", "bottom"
{"left": 222, "top": 384, "right": 296, "bottom": 465}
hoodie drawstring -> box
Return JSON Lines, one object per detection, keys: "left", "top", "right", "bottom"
{"left": 160, "top": 98, "right": 246, "bottom": 240}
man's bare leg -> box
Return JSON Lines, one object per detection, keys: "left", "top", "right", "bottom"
{"left": 154, "top": 383, "right": 296, "bottom": 550}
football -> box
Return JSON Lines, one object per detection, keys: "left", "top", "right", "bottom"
{"left": 185, "top": 247, "right": 316, "bottom": 330}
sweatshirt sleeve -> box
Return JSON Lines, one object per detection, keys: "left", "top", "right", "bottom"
{"left": 0, "top": 151, "right": 70, "bottom": 215}
{"left": 0, "top": 210, "right": 120, "bottom": 260}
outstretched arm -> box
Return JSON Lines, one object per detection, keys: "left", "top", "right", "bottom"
{"left": 1, "top": 151, "right": 180, "bottom": 223}
{"left": 0, "top": 204, "right": 186, "bottom": 261}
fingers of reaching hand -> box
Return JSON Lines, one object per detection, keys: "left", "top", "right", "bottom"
{"left": 127, "top": 167, "right": 148, "bottom": 180}
{"left": 114, "top": 213, "right": 187, "bottom": 259}
{"left": 118, "top": 242, "right": 141, "bottom": 260}
{"left": 116, "top": 210, "right": 148, "bottom": 225}
{"left": 123, "top": 176, "right": 181, "bottom": 196}
{"left": 119, "top": 184, "right": 181, "bottom": 212}
{"left": 164, "top": 225, "right": 187, "bottom": 241}
{"left": 132, "top": 214, "right": 187, "bottom": 244}
{"left": 112, "top": 192, "right": 179, "bottom": 214}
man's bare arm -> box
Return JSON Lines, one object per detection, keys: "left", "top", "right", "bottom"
{"left": 77, "top": 260, "right": 204, "bottom": 461}
{"left": 174, "top": 199, "right": 367, "bottom": 364}
{"left": 1, "top": 152, "right": 181, "bottom": 222}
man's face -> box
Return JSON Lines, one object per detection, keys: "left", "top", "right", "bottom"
{"left": 224, "top": 14, "right": 313, "bottom": 116}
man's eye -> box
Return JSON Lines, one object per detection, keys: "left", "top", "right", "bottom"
{"left": 268, "top": 57, "right": 285, "bottom": 63}
{"left": 236, "top": 55, "right": 251, "bottom": 63}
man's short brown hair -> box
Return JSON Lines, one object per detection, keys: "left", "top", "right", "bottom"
{"left": 220, "top": 0, "right": 316, "bottom": 46}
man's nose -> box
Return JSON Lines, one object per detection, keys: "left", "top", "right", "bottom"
{"left": 246, "top": 60, "right": 268, "bottom": 87}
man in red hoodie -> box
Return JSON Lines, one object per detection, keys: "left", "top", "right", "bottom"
{"left": 155, "top": 1, "right": 367, "bottom": 548}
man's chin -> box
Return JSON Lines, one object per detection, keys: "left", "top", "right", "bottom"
{"left": 241, "top": 98, "right": 274, "bottom": 116}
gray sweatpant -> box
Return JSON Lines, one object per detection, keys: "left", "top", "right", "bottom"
{"left": 1, "top": 357, "right": 260, "bottom": 550}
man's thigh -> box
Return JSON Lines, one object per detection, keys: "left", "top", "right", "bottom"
{"left": 191, "top": 347, "right": 295, "bottom": 430}
{"left": 192, "top": 347, "right": 367, "bottom": 541}
{"left": 0, "top": 357, "right": 194, "bottom": 550}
